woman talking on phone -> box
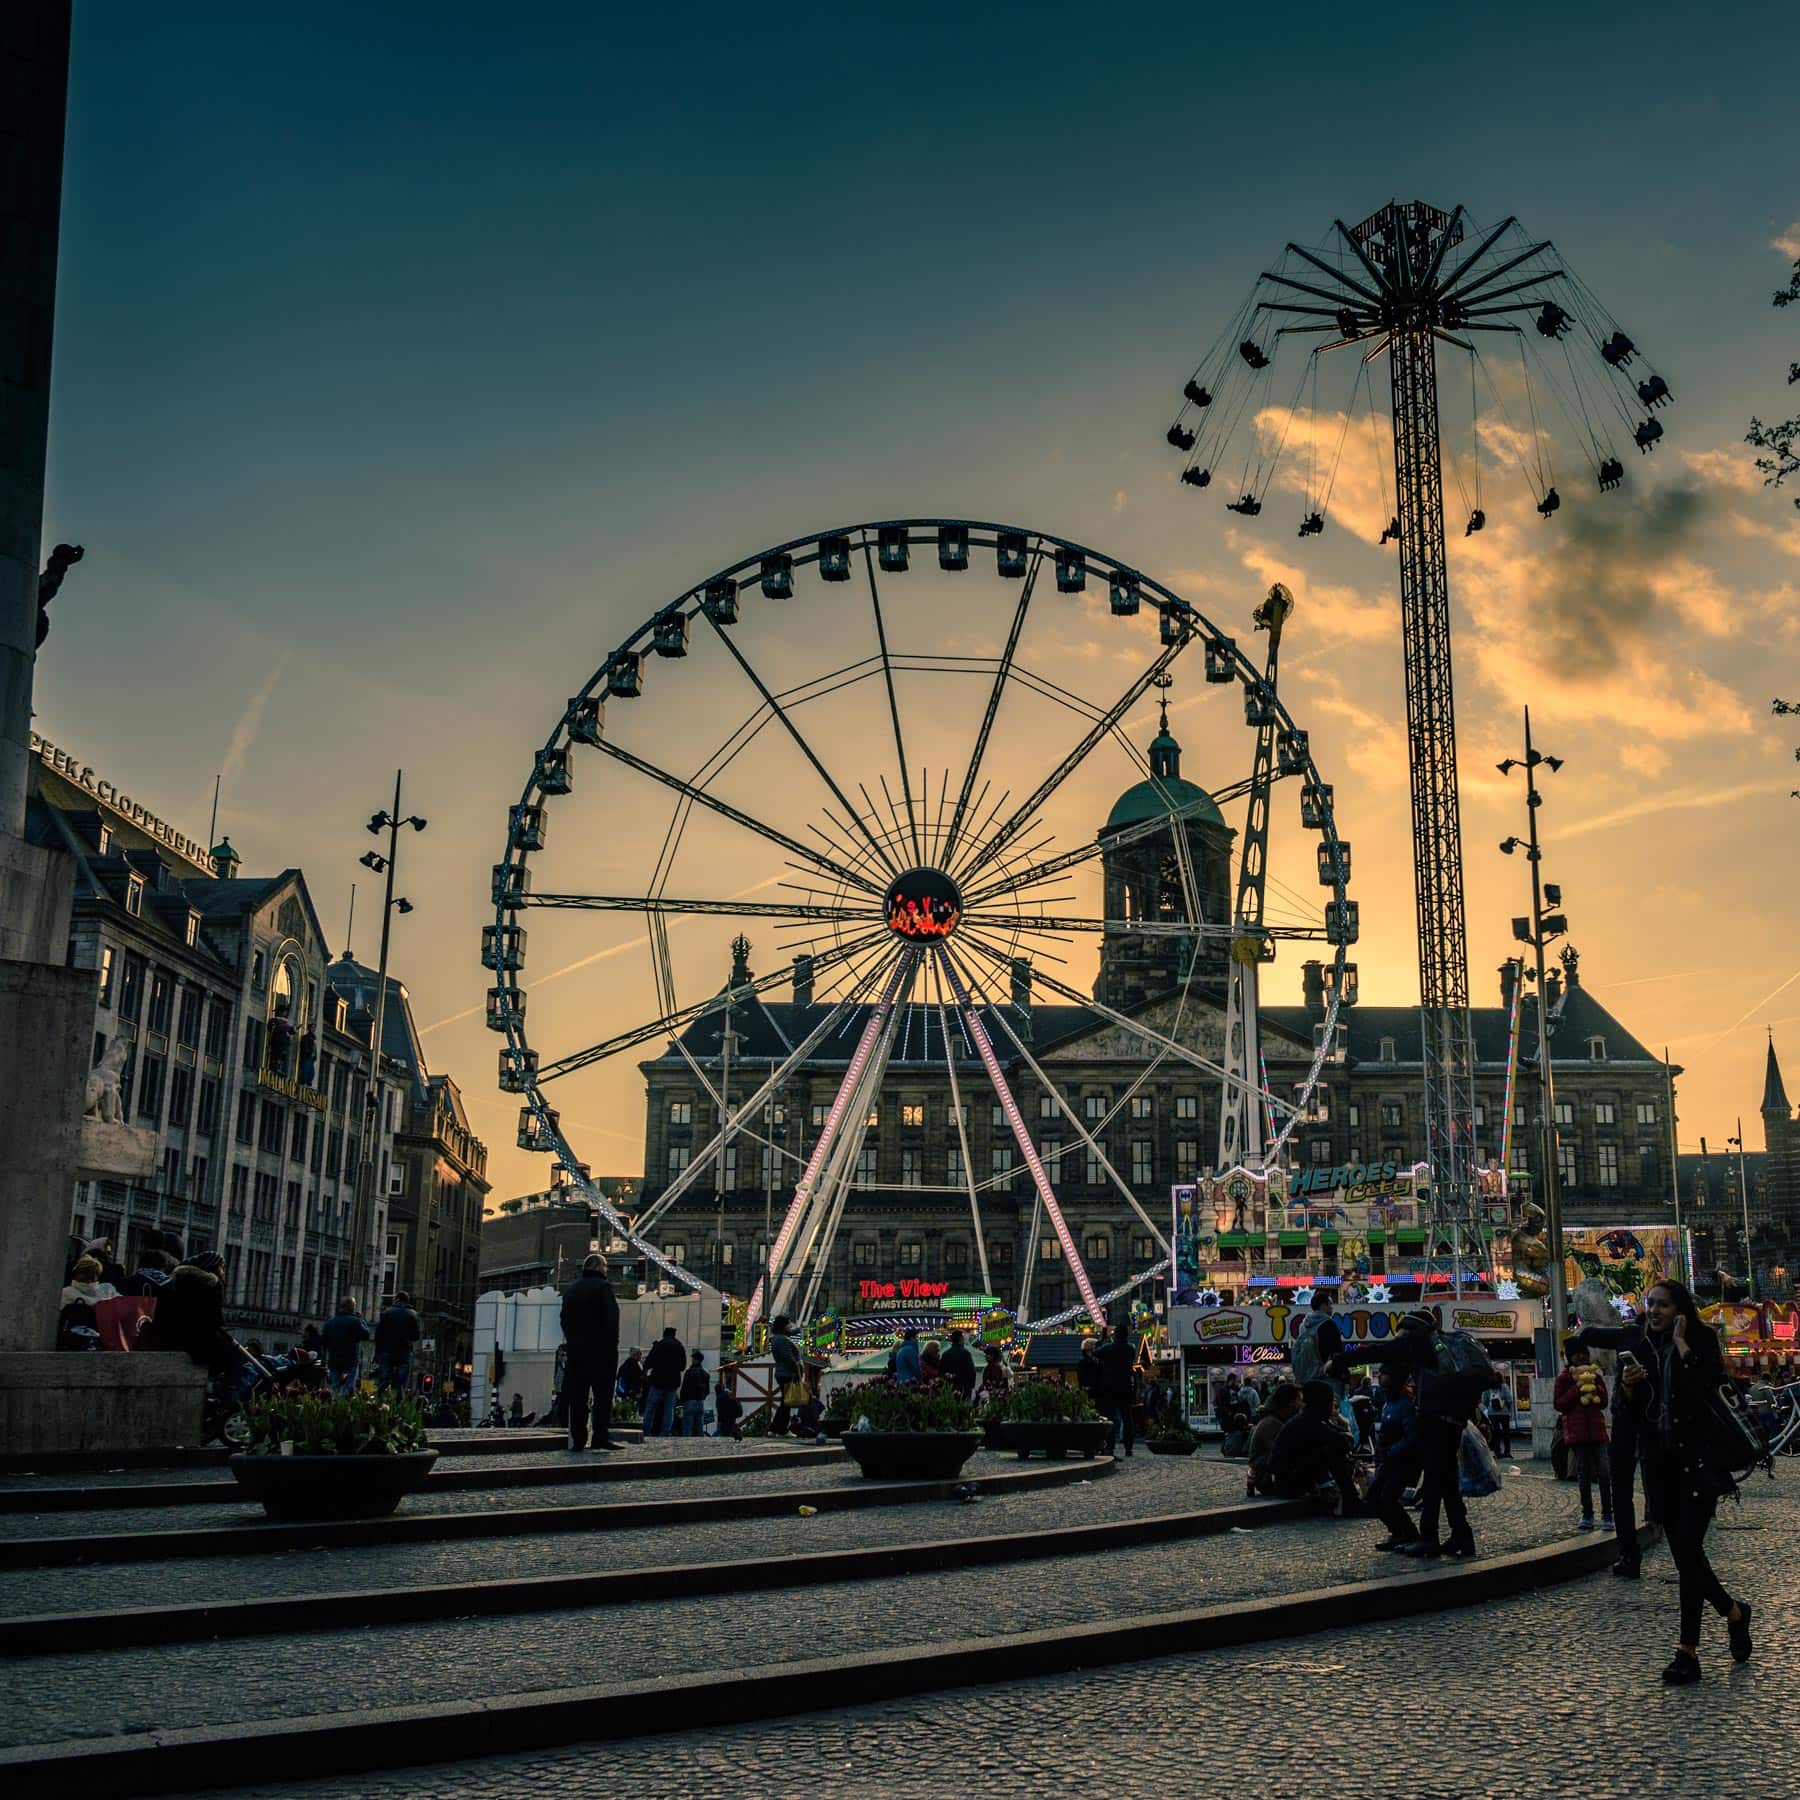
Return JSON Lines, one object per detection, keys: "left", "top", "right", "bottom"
{"left": 1621, "top": 1281, "right": 1752, "bottom": 1685}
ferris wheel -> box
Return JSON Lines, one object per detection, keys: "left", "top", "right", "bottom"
{"left": 483, "top": 520, "right": 1354, "bottom": 1330}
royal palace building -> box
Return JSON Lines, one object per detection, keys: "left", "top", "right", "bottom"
{"left": 636, "top": 719, "right": 1680, "bottom": 1318}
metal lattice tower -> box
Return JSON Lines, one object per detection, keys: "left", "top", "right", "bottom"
{"left": 1348, "top": 202, "right": 1483, "bottom": 1268}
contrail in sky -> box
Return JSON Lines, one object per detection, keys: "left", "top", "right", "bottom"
{"left": 1689, "top": 965, "right": 1800, "bottom": 1052}
{"left": 198, "top": 658, "right": 285, "bottom": 819}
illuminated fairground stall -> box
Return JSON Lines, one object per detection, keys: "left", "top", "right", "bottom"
{"left": 1168, "top": 1162, "right": 1540, "bottom": 1426}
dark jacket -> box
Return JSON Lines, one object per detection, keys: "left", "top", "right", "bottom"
{"left": 939, "top": 1343, "right": 977, "bottom": 1398}
{"left": 644, "top": 1333, "right": 686, "bottom": 1389}
{"left": 144, "top": 1264, "right": 226, "bottom": 1365}
{"left": 374, "top": 1303, "right": 421, "bottom": 1359}
{"left": 319, "top": 1309, "right": 371, "bottom": 1369}
{"left": 679, "top": 1365, "right": 710, "bottom": 1403}
{"left": 1571, "top": 1323, "right": 1648, "bottom": 1430}
{"left": 616, "top": 1355, "right": 646, "bottom": 1399}
{"left": 560, "top": 1275, "right": 620, "bottom": 1359}
{"left": 1267, "top": 1407, "right": 1352, "bottom": 1488}
{"left": 1340, "top": 1328, "right": 1487, "bottom": 1422}
{"left": 1096, "top": 1338, "right": 1137, "bottom": 1400}
{"left": 1629, "top": 1323, "right": 1730, "bottom": 1499}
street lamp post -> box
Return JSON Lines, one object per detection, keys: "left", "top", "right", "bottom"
{"left": 1500, "top": 708, "right": 1568, "bottom": 1336}
{"left": 1726, "top": 1118, "right": 1755, "bottom": 1301}
{"left": 351, "top": 771, "right": 426, "bottom": 1312}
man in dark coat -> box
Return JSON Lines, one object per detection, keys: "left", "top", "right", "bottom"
{"left": 939, "top": 1328, "right": 977, "bottom": 1401}
{"left": 1096, "top": 1323, "right": 1139, "bottom": 1455}
{"left": 373, "top": 1291, "right": 422, "bottom": 1392}
{"left": 643, "top": 1325, "right": 686, "bottom": 1437}
{"left": 319, "top": 1296, "right": 372, "bottom": 1394}
{"left": 145, "top": 1252, "right": 231, "bottom": 1371}
{"left": 560, "top": 1254, "right": 622, "bottom": 1451}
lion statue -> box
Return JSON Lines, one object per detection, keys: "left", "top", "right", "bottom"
{"left": 84, "top": 1036, "right": 128, "bottom": 1122}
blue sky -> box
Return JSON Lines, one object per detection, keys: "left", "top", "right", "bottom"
{"left": 39, "top": 2, "right": 1800, "bottom": 1196}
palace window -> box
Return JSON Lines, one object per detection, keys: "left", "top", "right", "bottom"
{"left": 1587, "top": 1036, "right": 1607, "bottom": 1060}
{"left": 945, "top": 1241, "right": 970, "bottom": 1269}
{"left": 1131, "top": 1140, "right": 1154, "bottom": 1185}
{"left": 1175, "top": 1093, "right": 1199, "bottom": 1120}
{"left": 666, "top": 1146, "right": 691, "bottom": 1177}
{"left": 1039, "top": 1095, "right": 1060, "bottom": 1120}
{"left": 810, "top": 1102, "right": 829, "bottom": 1128}
{"left": 1310, "top": 1139, "right": 1331, "bottom": 1164}
{"left": 661, "top": 1243, "right": 687, "bottom": 1265}
{"left": 1595, "top": 1102, "right": 1618, "bottom": 1127}
{"left": 1130, "top": 1095, "right": 1154, "bottom": 1120}
{"left": 866, "top": 1106, "right": 881, "bottom": 1130}
{"left": 897, "top": 1241, "right": 923, "bottom": 1268}
{"left": 1597, "top": 1144, "right": 1620, "bottom": 1188}
{"left": 991, "top": 1144, "right": 1016, "bottom": 1180}
{"left": 1084, "top": 1094, "right": 1106, "bottom": 1121}
{"left": 901, "top": 1147, "right": 922, "bottom": 1187}
{"left": 1378, "top": 1036, "right": 1396, "bottom": 1062}
{"left": 669, "top": 1100, "right": 692, "bottom": 1126}
{"left": 853, "top": 1241, "right": 878, "bottom": 1268}
{"left": 947, "top": 1143, "right": 965, "bottom": 1185}
{"left": 988, "top": 1239, "right": 1014, "bottom": 1268}
{"left": 902, "top": 1102, "right": 925, "bottom": 1128}
{"left": 1039, "top": 1138, "right": 1063, "bottom": 1174}
{"left": 1558, "top": 1143, "right": 1578, "bottom": 1188}
{"left": 1132, "top": 1235, "right": 1156, "bottom": 1260}
{"left": 1635, "top": 1101, "right": 1658, "bottom": 1127}
{"left": 856, "top": 1144, "right": 879, "bottom": 1182}
{"left": 1086, "top": 1147, "right": 1105, "bottom": 1185}
{"left": 1380, "top": 1101, "right": 1403, "bottom": 1129}
{"left": 1038, "top": 1235, "right": 1064, "bottom": 1261}
{"left": 1554, "top": 1101, "right": 1573, "bottom": 1127}
{"left": 1175, "top": 1139, "right": 1200, "bottom": 1175}
{"left": 1083, "top": 1234, "right": 1112, "bottom": 1264}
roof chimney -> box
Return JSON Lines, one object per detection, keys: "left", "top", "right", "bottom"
{"left": 1499, "top": 962, "right": 1519, "bottom": 1009}
{"left": 792, "top": 953, "right": 814, "bottom": 1008}
{"left": 1301, "top": 959, "right": 1325, "bottom": 1017}
{"left": 1545, "top": 968, "right": 1562, "bottom": 1009}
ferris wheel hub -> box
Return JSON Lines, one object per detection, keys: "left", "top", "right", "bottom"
{"left": 883, "top": 867, "right": 963, "bottom": 941}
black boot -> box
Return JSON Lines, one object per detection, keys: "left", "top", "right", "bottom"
{"left": 1661, "top": 1650, "right": 1701, "bottom": 1686}
{"left": 1729, "top": 1600, "right": 1753, "bottom": 1665}
{"left": 1398, "top": 1537, "right": 1442, "bottom": 1558}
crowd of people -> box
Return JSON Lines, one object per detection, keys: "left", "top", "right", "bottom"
{"left": 59, "top": 1233, "right": 453, "bottom": 1431}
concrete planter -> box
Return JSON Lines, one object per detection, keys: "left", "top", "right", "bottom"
{"left": 1147, "top": 1438, "right": 1199, "bottom": 1456}
{"left": 229, "top": 1449, "right": 438, "bottom": 1520}
{"left": 839, "top": 1431, "right": 981, "bottom": 1481}
{"left": 1000, "top": 1420, "right": 1114, "bottom": 1461}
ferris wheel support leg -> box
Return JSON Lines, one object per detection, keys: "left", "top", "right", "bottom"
{"left": 744, "top": 950, "right": 915, "bottom": 1334}
{"left": 938, "top": 948, "right": 1104, "bottom": 1327}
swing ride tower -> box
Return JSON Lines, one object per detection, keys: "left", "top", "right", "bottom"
{"left": 1168, "top": 197, "right": 1676, "bottom": 1277}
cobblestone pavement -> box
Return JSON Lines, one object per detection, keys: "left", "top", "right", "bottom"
{"left": 0, "top": 1449, "right": 855, "bottom": 1541}
{"left": 0, "top": 1459, "right": 1569, "bottom": 1752}
{"left": 204, "top": 1477, "right": 1796, "bottom": 1800}
{"left": 0, "top": 1434, "right": 821, "bottom": 1494}
{"left": 0, "top": 1453, "right": 1221, "bottom": 1615}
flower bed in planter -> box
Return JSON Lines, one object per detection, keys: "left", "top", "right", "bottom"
{"left": 230, "top": 1449, "right": 439, "bottom": 1519}
{"left": 1000, "top": 1419, "right": 1114, "bottom": 1460}
{"left": 840, "top": 1430, "right": 983, "bottom": 1481}
{"left": 835, "top": 1376, "right": 982, "bottom": 1481}
{"left": 229, "top": 1390, "right": 437, "bottom": 1519}
{"left": 990, "top": 1378, "right": 1110, "bottom": 1459}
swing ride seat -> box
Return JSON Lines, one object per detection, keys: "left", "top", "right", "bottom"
{"left": 1378, "top": 516, "right": 1400, "bottom": 544}
{"left": 1238, "top": 340, "right": 1270, "bottom": 370}
{"left": 1637, "top": 375, "right": 1671, "bottom": 409}
{"left": 1227, "top": 494, "right": 1262, "bottom": 516}
{"left": 1180, "top": 466, "right": 1212, "bottom": 488}
{"left": 1535, "top": 302, "right": 1572, "bottom": 339}
{"left": 1536, "top": 486, "right": 1561, "bottom": 517}
{"left": 1600, "top": 331, "right": 1636, "bottom": 367}
{"left": 1633, "top": 418, "right": 1663, "bottom": 452}
{"left": 1167, "top": 423, "right": 1197, "bottom": 451}
{"left": 1597, "top": 457, "right": 1624, "bottom": 491}
{"left": 1297, "top": 512, "right": 1324, "bottom": 537}
{"left": 1465, "top": 509, "right": 1486, "bottom": 535}
{"left": 1183, "top": 379, "right": 1212, "bottom": 407}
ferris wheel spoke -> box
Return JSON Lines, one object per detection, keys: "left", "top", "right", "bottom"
{"left": 703, "top": 611, "right": 904, "bottom": 880}
{"left": 591, "top": 738, "right": 884, "bottom": 899}
{"left": 536, "top": 928, "right": 889, "bottom": 1084}
{"left": 633, "top": 941, "right": 895, "bottom": 1236}
{"left": 861, "top": 540, "right": 925, "bottom": 867}
{"left": 965, "top": 960, "right": 1172, "bottom": 1258}
{"left": 939, "top": 542, "right": 1043, "bottom": 869}
{"left": 928, "top": 955, "right": 993, "bottom": 1298}
{"left": 934, "top": 946, "right": 1102, "bottom": 1327}
{"left": 953, "top": 927, "right": 1293, "bottom": 1118}
{"left": 745, "top": 947, "right": 916, "bottom": 1332}
{"left": 954, "top": 639, "right": 1193, "bottom": 884}
{"left": 519, "top": 894, "right": 868, "bottom": 923}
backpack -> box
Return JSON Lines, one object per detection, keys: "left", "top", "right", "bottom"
{"left": 1417, "top": 1330, "right": 1500, "bottom": 1422}
{"left": 1290, "top": 1313, "right": 1329, "bottom": 1384}
{"left": 1702, "top": 1384, "right": 1775, "bottom": 1485}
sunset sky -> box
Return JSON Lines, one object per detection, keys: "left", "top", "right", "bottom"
{"left": 36, "top": 3, "right": 1799, "bottom": 1205}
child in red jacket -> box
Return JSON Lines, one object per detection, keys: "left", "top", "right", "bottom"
{"left": 1554, "top": 1341, "right": 1613, "bottom": 1531}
